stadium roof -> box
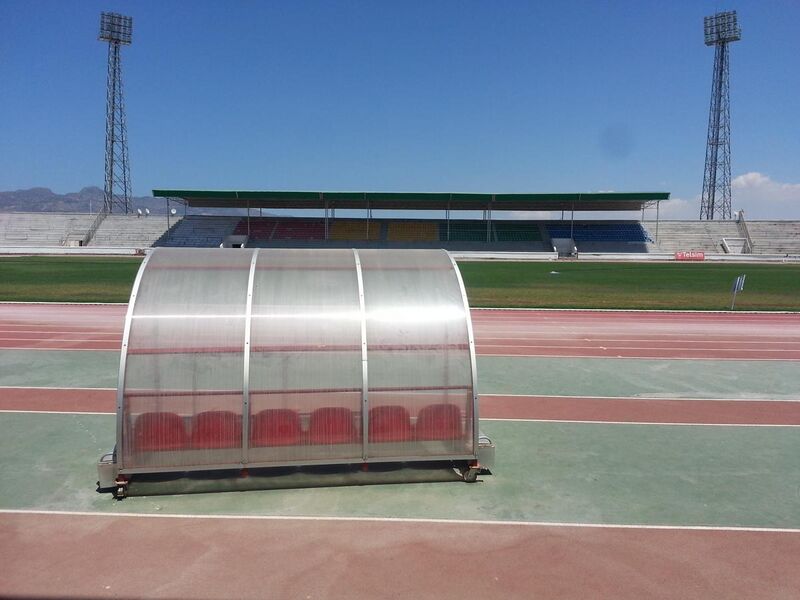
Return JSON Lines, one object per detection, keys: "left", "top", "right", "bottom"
{"left": 153, "top": 190, "right": 670, "bottom": 212}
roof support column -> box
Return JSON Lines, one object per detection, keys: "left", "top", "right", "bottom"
{"left": 447, "top": 195, "right": 451, "bottom": 242}
{"left": 322, "top": 193, "right": 328, "bottom": 241}
{"left": 487, "top": 196, "right": 494, "bottom": 243}
{"left": 656, "top": 200, "right": 660, "bottom": 242}
{"left": 366, "top": 195, "right": 371, "bottom": 240}
{"left": 570, "top": 202, "right": 575, "bottom": 239}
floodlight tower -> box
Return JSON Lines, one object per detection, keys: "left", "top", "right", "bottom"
{"left": 99, "top": 12, "right": 133, "bottom": 214}
{"left": 699, "top": 10, "right": 741, "bottom": 220}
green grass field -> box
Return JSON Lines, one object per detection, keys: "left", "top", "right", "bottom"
{"left": 1, "top": 256, "right": 798, "bottom": 310}
{"left": 460, "top": 261, "right": 800, "bottom": 310}
{"left": 0, "top": 256, "right": 142, "bottom": 302}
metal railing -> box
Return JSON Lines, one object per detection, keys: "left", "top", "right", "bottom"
{"left": 736, "top": 210, "right": 754, "bottom": 254}
{"left": 82, "top": 208, "right": 109, "bottom": 247}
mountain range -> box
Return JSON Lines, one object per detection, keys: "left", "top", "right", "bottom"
{"left": 0, "top": 187, "right": 254, "bottom": 215}
{"left": 0, "top": 187, "right": 169, "bottom": 214}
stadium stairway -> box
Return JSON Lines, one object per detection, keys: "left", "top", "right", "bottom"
{"left": 90, "top": 215, "right": 178, "bottom": 247}
{"left": 648, "top": 220, "right": 741, "bottom": 253}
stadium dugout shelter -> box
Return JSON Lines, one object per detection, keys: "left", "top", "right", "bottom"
{"left": 153, "top": 189, "right": 671, "bottom": 243}
{"left": 99, "top": 247, "right": 495, "bottom": 498}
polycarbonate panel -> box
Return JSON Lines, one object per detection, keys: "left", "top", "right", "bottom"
{"left": 117, "top": 247, "right": 477, "bottom": 475}
{"left": 359, "top": 249, "right": 475, "bottom": 458}
{"left": 121, "top": 248, "right": 254, "bottom": 469}
{"left": 248, "top": 249, "right": 364, "bottom": 464}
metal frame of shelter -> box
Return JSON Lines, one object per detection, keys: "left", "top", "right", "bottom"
{"left": 103, "top": 247, "right": 486, "bottom": 496}
{"left": 154, "top": 190, "right": 671, "bottom": 244}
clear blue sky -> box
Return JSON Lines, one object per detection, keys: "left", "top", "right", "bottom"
{"left": 1, "top": 0, "right": 798, "bottom": 217}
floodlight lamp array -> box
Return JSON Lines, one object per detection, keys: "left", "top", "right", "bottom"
{"left": 99, "top": 12, "right": 133, "bottom": 45}
{"left": 704, "top": 11, "right": 741, "bottom": 46}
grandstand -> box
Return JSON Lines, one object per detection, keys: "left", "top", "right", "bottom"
{"left": 746, "top": 221, "right": 800, "bottom": 255}
{"left": 387, "top": 221, "right": 439, "bottom": 242}
{"left": 0, "top": 212, "right": 97, "bottom": 247}
{"left": 2, "top": 188, "right": 800, "bottom": 256}
{"left": 644, "top": 220, "right": 741, "bottom": 254}
{"left": 148, "top": 189, "right": 670, "bottom": 253}
{"left": 91, "top": 214, "right": 178, "bottom": 248}
{"left": 164, "top": 215, "right": 240, "bottom": 247}
{"left": 547, "top": 221, "right": 653, "bottom": 253}
{"left": 329, "top": 219, "right": 381, "bottom": 241}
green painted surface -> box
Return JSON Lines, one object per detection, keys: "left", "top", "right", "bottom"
{"left": 3, "top": 349, "right": 799, "bottom": 401}
{"left": 1, "top": 413, "right": 798, "bottom": 528}
{"left": 0, "top": 350, "right": 119, "bottom": 388}
{"left": 478, "top": 356, "right": 800, "bottom": 400}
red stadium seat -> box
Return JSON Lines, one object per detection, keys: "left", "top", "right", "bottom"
{"left": 132, "top": 412, "right": 188, "bottom": 451}
{"left": 190, "top": 411, "right": 242, "bottom": 449}
{"left": 250, "top": 409, "right": 302, "bottom": 447}
{"left": 415, "top": 404, "right": 463, "bottom": 440}
{"left": 309, "top": 407, "right": 357, "bottom": 444}
{"left": 368, "top": 405, "right": 412, "bottom": 442}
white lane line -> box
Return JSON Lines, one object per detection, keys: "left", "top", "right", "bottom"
{"left": 2, "top": 411, "right": 798, "bottom": 427}
{"left": 480, "top": 393, "right": 800, "bottom": 403}
{"left": 2, "top": 387, "right": 796, "bottom": 402}
{"left": 476, "top": 336, "right": 800, "bottom": 344}
{"left": 1, "top": 388, "right": 796, "bottom": 402}
{"left": 0, "top": 301, "right": 128, "bottom": 305}
{"left": 470, "top": 307, "right": 800, "bottom": 315}
{"left": 483, "top": 418, "right": 800, "bottom": 427}
{"left": 0, "top": 385, "right": 116, "bottom": 390}
{"left": 479, "top": 343, "right": 799, "bottom": 352}
{"left": 478, "top": 353, "right": 800, "bottom": 361}
{"left": 0, "top": 409, "right": 112, "bottom": 415}
{"left": 0, "top": 508, "right": 798, "bottom": 533}
{"left": 0, "top": 338, "right": 120, "bottom": 343}
{"left": 0, "top": 347, "right": 118, "bottom": 351}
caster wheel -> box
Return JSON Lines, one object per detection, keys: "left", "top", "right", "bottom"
{"left": 115, "top": 485, "right": 127, "bottom": 499}
{"left": 463, "top": 467, "right": 479, "bottom": 483}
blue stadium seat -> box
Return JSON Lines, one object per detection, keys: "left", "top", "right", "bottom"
{"left": 546, "top": 222, "right": 653, "bottom": 243}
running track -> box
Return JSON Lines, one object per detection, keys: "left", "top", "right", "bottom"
{"left": 0, "top": 304, "right": 800, "bottom": 360}
{"left": 2, "top": 303, "right": 799, "bottom": 599}
{"left": 2, "top": 303, "right": 800, "bottom": 360}
{"left": 2, "top": 303, "right": 799, "bottom": 425}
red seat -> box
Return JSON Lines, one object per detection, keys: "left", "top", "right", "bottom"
{"left": 415, "top": 404, "right": 463, "bottom": 440}
{"left": 369, "top": 405, "right": 412, "bottom": 442}
{"left": 250, "top": 409, "right": 302, "bottom": 447}
{"left": 132, "top": 412, "right": 188, "bottom": 451}
{"left": 309, "top": 407, "right": 357, "bottom": 444}
{"left": 190, "top": 411, "right": 242, "bottom": 449}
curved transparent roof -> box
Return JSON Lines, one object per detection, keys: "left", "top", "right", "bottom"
{"left": 117, "top": 248, "right": 477, "bottom": 473}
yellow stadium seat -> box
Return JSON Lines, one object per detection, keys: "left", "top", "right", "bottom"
{"left": 387, "top": 222, "right": 438, "bottom": 242}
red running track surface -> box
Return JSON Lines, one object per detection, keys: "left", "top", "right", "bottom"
{"left": 1, "top": 513, "right": 798, "bottom": 600}
{"left": 2, "top": 304, "right": 800, "bottom": 359}
{"left": 3, "top": 388, "right": 799, "bottom": 426}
